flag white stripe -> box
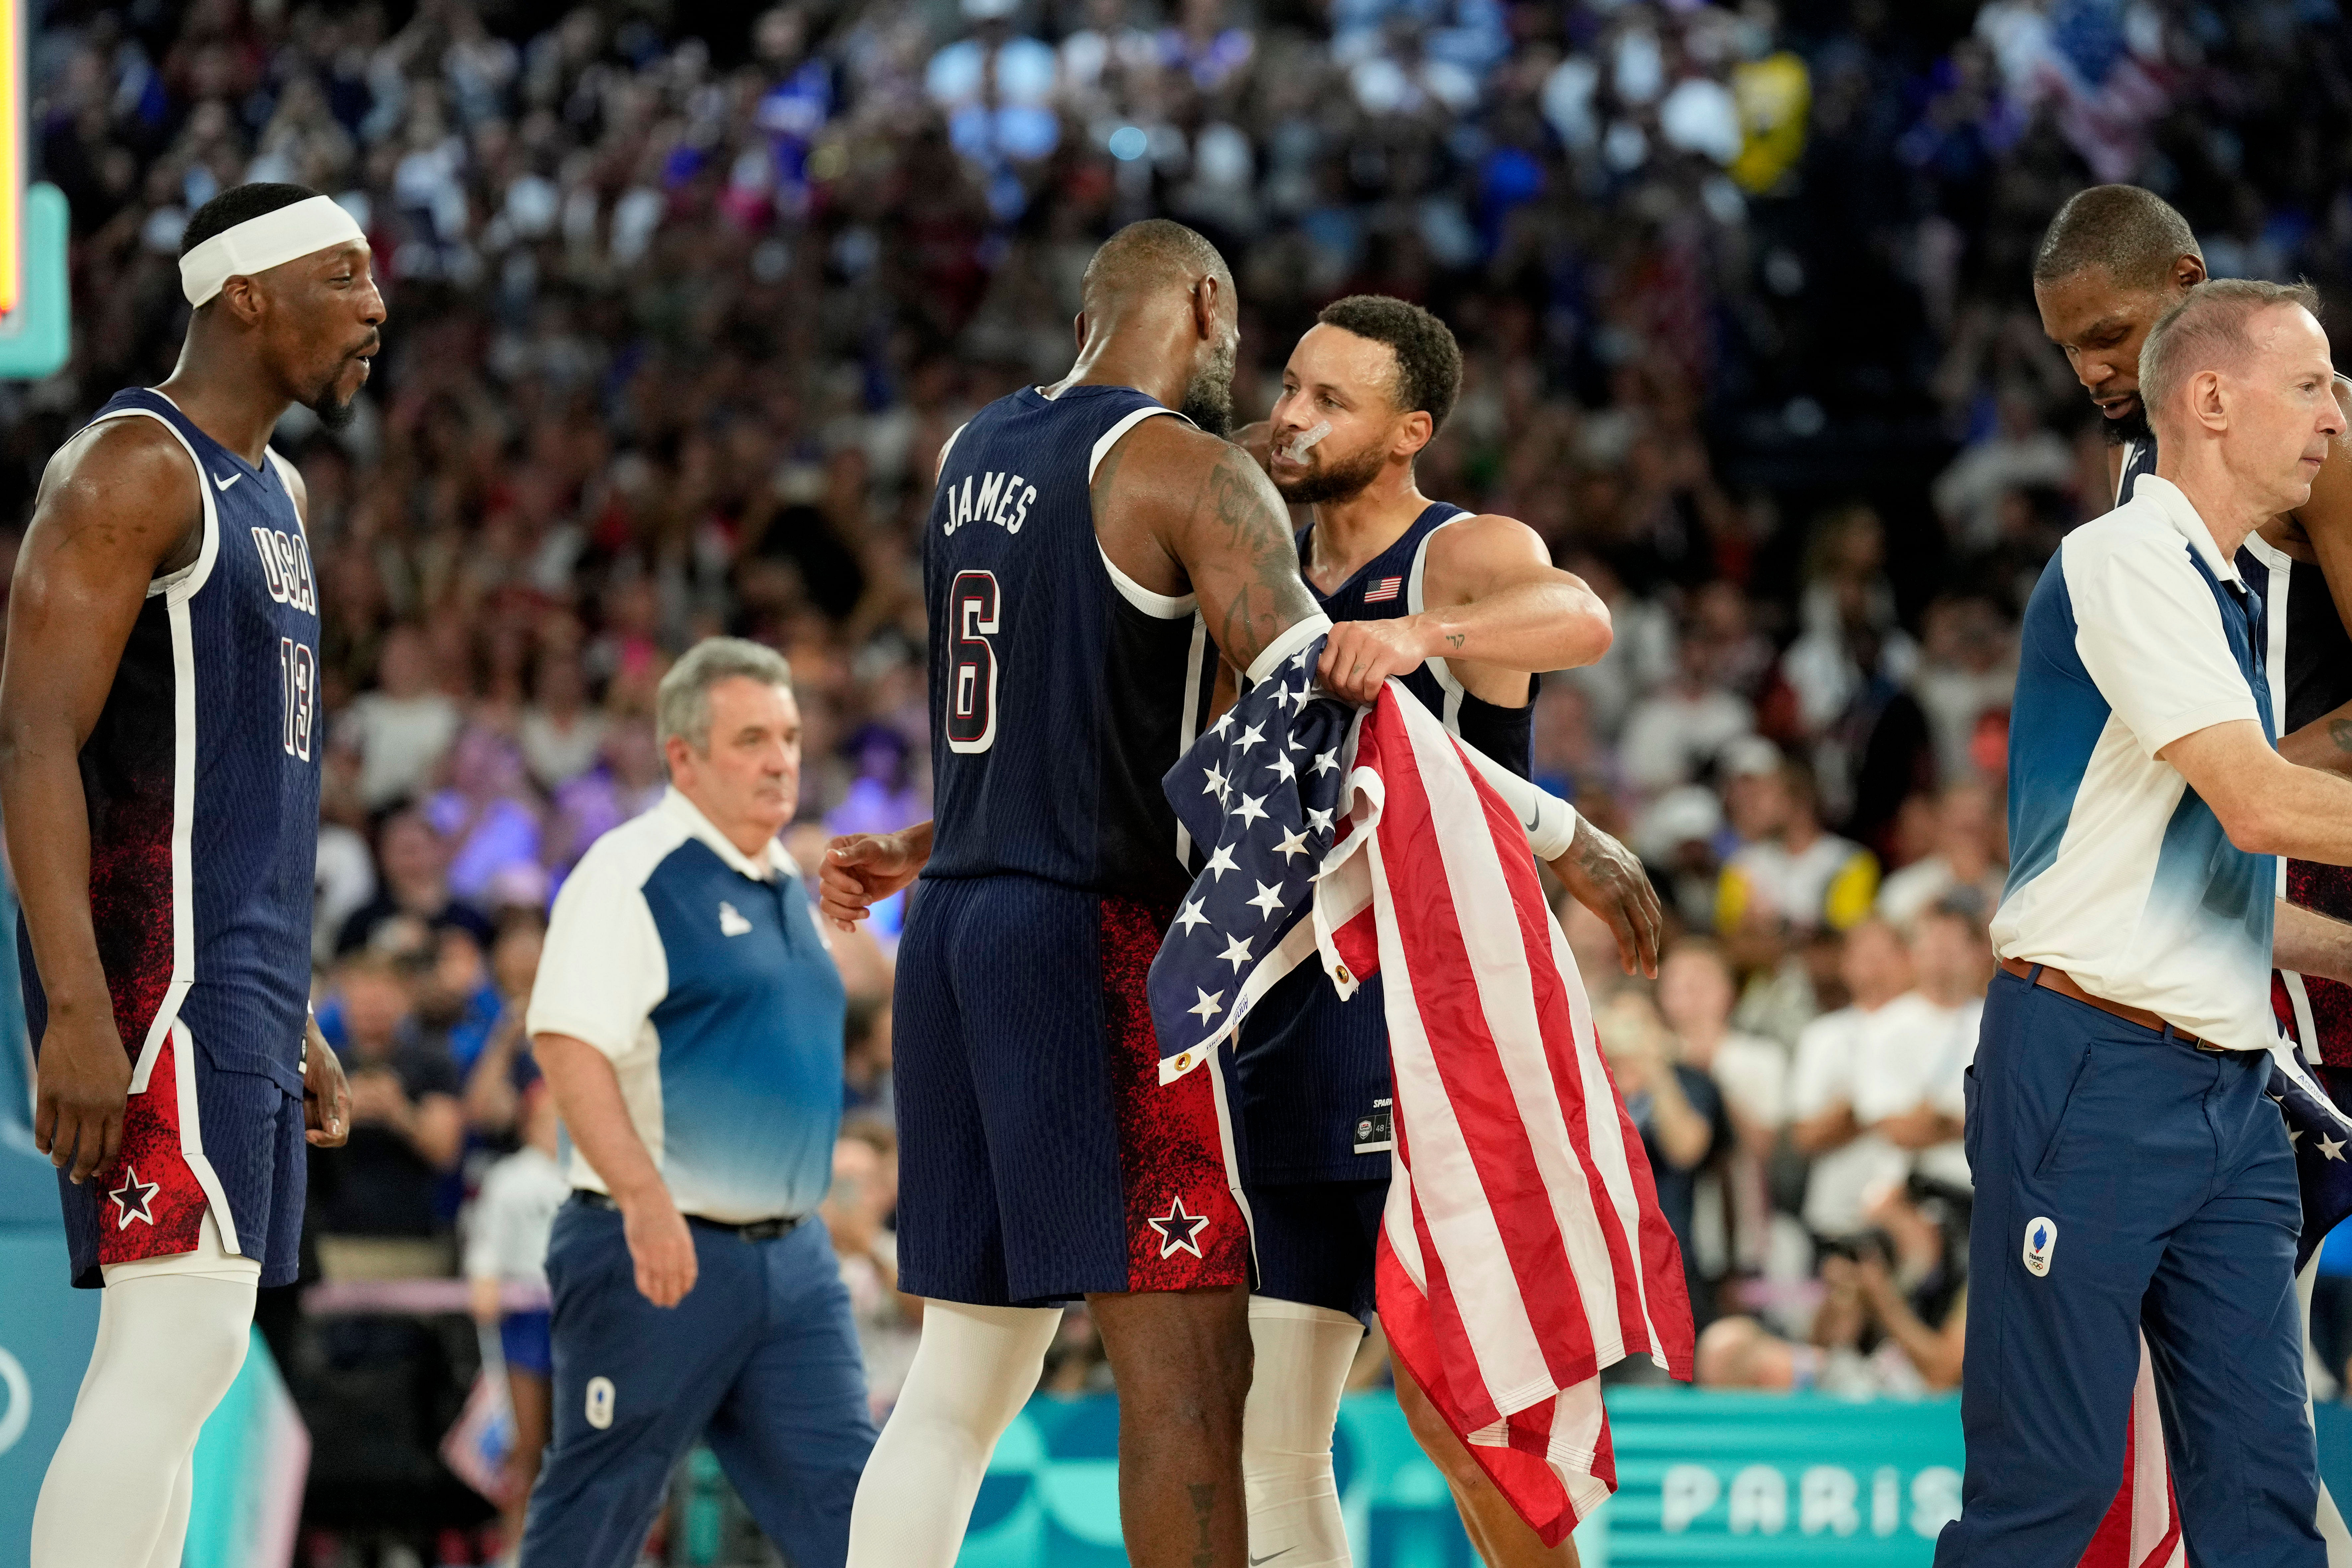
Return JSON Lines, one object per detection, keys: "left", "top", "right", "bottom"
{"left": 1397, "top": 697, "right": 1632, "bottom": 1373}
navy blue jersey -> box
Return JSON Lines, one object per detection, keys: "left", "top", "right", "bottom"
{"left": 1234, "top": 501, "right": 1537, "bottom": 1184}
{"left": 19, "top": 389, "right": 321, "bottom": 1097}
{"left": 919, "top": 385, "right": 1217, "bottom": 907}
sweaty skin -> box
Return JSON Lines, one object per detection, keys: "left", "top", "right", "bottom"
{"left": 0, "top": 236, "right": 375, "bottom": 1183}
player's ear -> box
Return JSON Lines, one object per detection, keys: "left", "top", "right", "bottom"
{"left": 2175, "top": 252, "right": 2207, "bottom": 290}
{"left": 214, "top": 274, "right": 267, "bottom": 328}
{"left": 1192, "top": 274, "right": 1221, "bottom": 342}
{"left": 1073, "top": 310, "right": 1088, "bottom": 352}
{"left": 1395, "top": 409, "right": 1434, "bottom": 459}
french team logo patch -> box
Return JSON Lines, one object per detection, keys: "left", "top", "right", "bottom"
{"left": 2022, "top": 1215, "right": 2057, "bottom": 1278}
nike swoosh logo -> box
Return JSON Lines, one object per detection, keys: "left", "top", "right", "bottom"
{"left": 212, "top": 471, "right": 242, "bottom": 491}
{"left": 1522, "top": 800, "right": 1541, "bottom": 831}
{"left": 1250, "top": 1553, "right": 1294, "bottom": 1566}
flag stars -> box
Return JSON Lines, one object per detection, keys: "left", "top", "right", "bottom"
{"left": 1217, "top": 932, "right": 1254, "bottom": 972}
{"left": 1312, "top": 749, "right": 1340, "bottom": 777}
{"left": 1273, "top": 827, "right": 1310, "bottom": 862}
{"left": 1235, "top": 722, "right": 1265, "bottom": 753}
{"left": 1175, "top": 897, "right": 1210, "bottom": 935}
{"left": 1247, "top": 880, "right": 1287, "bottom": 921}
{"left": 1266, "top": 752, "right": 1297, "bottom": 784}
{"left": 2322, "top": 1133, "right": 2347, "bottom": 1162}
{"left": 1233, "top": 793, "right": 1270, "bottom": 828}
{"left": 1202, "top": 763, "right": 1228, "bottom": 801}
{"left": 1188, "top": 987, "right": 1224, "bottom": 1023}
{"left": 1211, "top": 709, "right": 1235, "bottom": 737}
{"left": 1306, "top": 806, "right": 1334, "bottom": 833}
{"left": 1203, "top": 843, "right": 1238, "bottom": 881}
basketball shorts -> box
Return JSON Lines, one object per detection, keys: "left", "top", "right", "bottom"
{"left": 53, "top": 1019, "right": 307, "bottom": 1289}
{"left": 893, "top": 873, "right": 1250, "bottom": 1306}
{"left": 1248, "top": 1178, "right": 1388, "bottom": 1325}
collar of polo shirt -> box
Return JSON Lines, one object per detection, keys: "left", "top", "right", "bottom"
{"left": 2130, "top": 474, "right": 2245, "bottom": 587}
{"left": 658, "top": 786, "right": 784, "bottom": 881}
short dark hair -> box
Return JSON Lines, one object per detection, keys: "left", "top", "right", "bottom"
{"left": 1315, "top": 294, "right": 1463, "bottom": 432}
{"left": 2033, "top": 185, "right": 2202, "bottom": 291}
{"left": 1081, "top": 219, "right": 1234, "bottom": 309}
{"left": 179, "top": 183, "right": 324, "bottom": 258}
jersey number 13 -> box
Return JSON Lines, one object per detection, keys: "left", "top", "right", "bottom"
{"left": 948, "top": 569, "right": 1000, "bottom": 754}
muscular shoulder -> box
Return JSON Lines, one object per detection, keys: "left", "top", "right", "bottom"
{"left": 1089, "top": 413, "right": 1248, "bottom": 513}
{"left": 26, "top": 417, "right": 201, "bottom": 573}
{"left": 1419, "top": 510, "right": 1551, "bottom": 596}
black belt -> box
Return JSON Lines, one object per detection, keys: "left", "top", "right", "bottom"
{"left": 573, "top": 1189, "right": 805, "bottom": 1242}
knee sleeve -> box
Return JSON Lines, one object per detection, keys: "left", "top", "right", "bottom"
{"left": 847, "top": 1301, "right": 1063, "bottom": 1568}
{"left": 32, "top": 1231, "right": 256, "bottom": 1568}
{"left": 1242, "top": 1296, "right": 1363, "bottom": 1568}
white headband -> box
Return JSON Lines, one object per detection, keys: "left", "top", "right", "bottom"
{"left": 179, "top": 196, "right": 369, "bottom": 307}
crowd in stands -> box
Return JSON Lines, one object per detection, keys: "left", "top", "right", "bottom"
{"left": 18, "top": 0, "right": 2352, "bottom": 1554}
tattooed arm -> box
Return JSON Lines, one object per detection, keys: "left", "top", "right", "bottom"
{"left": 1091, "top": 417, "right": 1328, "bottom": 684}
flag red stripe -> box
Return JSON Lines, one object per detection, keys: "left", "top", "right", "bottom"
{"left": 1362, "top": 714, "right": 1603, "bottom": 1396}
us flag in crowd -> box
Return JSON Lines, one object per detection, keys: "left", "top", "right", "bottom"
{"left": 1150, "top": 645, "right": 1694, "bottom": 1546}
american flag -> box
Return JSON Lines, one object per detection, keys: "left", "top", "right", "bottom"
{"left": 1150, "top": 654, "right": 1694, "bottom": 1545}
{"left": 1362, "top": 575, "right": 1403, "bottom": 602}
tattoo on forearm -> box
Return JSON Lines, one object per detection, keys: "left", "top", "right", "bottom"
{"left": 1189, "top": 1481, "right": 1216, "bottom": 1567}
{"left": 1445, "top": 632, "right": 1465, "bottom": 649}
{"left": 2331, "top": 717, "right": 2352, "bottom": 755}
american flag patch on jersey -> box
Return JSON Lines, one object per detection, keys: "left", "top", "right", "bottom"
{"left": 1362, "top": 576, "right": 1403, "bottom": 602}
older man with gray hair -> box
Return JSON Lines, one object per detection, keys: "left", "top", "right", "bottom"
{"left": 1939, "top": 279, "right": 2352, "bottom": 1567}
{"left": 519, "top": 637, "right": 875, "bottom": 1568}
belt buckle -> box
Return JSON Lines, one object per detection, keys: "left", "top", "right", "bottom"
{"left": 2193, "top": 1038, "right": 2225, "bottom": 1054}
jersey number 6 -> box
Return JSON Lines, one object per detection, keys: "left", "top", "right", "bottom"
{"left": 947, "top": 569, "right": 1001, "bottom": 754}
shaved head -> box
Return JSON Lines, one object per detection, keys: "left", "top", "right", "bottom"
{"left": 2034, "top": 185, "right": 2202, "bottom": 291}
{"left": 1076, "top": 219, "right": 1240, "bottom": 435}
{"left": 1081, "top": 218, "right": 1234, "bottom": 311}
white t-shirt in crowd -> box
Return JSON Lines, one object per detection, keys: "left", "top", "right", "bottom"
{"left": 345, "top": 689, "right": 463, "bottom": 809}
{"left": 1851, "top": 992, "right": 1977, "bottom": 1193}
{"left": 463, "top": 1144, "right": 569, "bottom": 1291}
{"left": 1788, "top": 1004, "right": 1911, "bottom": 1237}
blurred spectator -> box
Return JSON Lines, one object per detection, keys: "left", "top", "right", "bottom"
{"left": 1717, "top": 750, "right": 1879, "bottom": 935}
{"left": 1910, "top": 596, "right": 2018, "bottom": 784}
{"left": 462, "top": 910, "right": 550, "bottom": 1141}
{"left": 1878, "top": 777, "right": 2007, "bottom": 930}
{"left": 1856, "top": 897, "right": 1991, "bottom": 1194}
{"left": 425, "top": 726, "right": 544, "bottom": 905}
{"left": 518, "top": 650, "right": 608, "bottom": 793}
{"left": 337, "top": 809, "right": 494, "bottom": 956}
{"left": 1932, "top": 390, "right": 2077, "bottom": 553}
{"left": 1618, "top": 637, "right": 1754, "bottom": 800}
{"left": 843, "top": 996, "right": 895, "bottom": 1121}
{"left": 1787, "top": 919, "right": 1916, "bottom": 1243}
{"left": 825, "top": 724, "right": 924, "bottom": 838}
{"left": 825, "top": 1123, "right": 920, "bottom": 1417}
{"left": 312, "top": 953, "right": 466, "bottom": 1276}
{"left": 1658, "top": 937, "right": 1786, "bottom": 1283}
{"left": 550, "top": 722, "right": 667, "bottom": 873}
{"left": 464, "top": 1077, "right": 567, "bottom": 1557}
{"left": 344, "top": 625, "right": 463, "bottom": 811}
{"left": 1600, "top": 989, "right": 1730, "bottom": 1322}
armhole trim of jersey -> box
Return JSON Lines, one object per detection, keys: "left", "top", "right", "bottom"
{"left": 936, "top": 421, "right": 970, "bottom": 482}
{"left": 1088, "top": 404, "right": 1180, "bottom": 485}
{"left": 87, "top": 406, "right": 222, "bottom": 603}
{"left": 1406, "top": 512, "right": 1469, "bottom": 725}
{"left": 1099, "top": 543, "right": 1198, "bottom": 618}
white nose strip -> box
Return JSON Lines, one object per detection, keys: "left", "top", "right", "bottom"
{"left": 1283, "top": 421, "right": 1332, "bottom": 463}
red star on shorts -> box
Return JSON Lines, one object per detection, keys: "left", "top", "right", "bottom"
{"left": 1146, "top": 1195, "right": 1211, "bottom": 1260}
{"left": 109, "top": 1165, "right": 159, "bottom": 1230}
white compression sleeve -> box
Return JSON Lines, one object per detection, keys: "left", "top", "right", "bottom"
{"left": 846, "top": 1301, "right": 1063, "bottom": 1568}
{"left": 1243, "top": 1296, "right": 1366, "bottom": 1568}
{"left": 1448, "top": 728, "right": 1579, "bottom": 861}
{"left": 31, "top": 1216, "right": 256, "bottom": 1568}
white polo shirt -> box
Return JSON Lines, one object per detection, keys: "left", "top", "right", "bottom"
{"left": 1991, "top": 475, "right": 2278, "bottom": 1052}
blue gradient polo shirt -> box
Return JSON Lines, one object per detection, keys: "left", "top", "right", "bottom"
{"left": 1992, "top": 473, "right": 2279, "bottom": 1052}
{"left": 527, "top": 787, "right": 845, "bottom": 1221}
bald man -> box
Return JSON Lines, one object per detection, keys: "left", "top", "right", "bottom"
{"left": 821, "top": 219, "right": 1334, "bottom": 1568}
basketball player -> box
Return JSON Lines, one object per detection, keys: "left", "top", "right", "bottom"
{"left": 818, "top": 219, "right": 1332, "bottom": 1568}
{"left": 1, "top": 182, "right": 372, "bottom": 1568}
{"left": 1227, "top": 297, "right": 1655, "bottom": 1568}
{"left": 2033, "top": 183, "right": 2352, "bottom": 1560}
